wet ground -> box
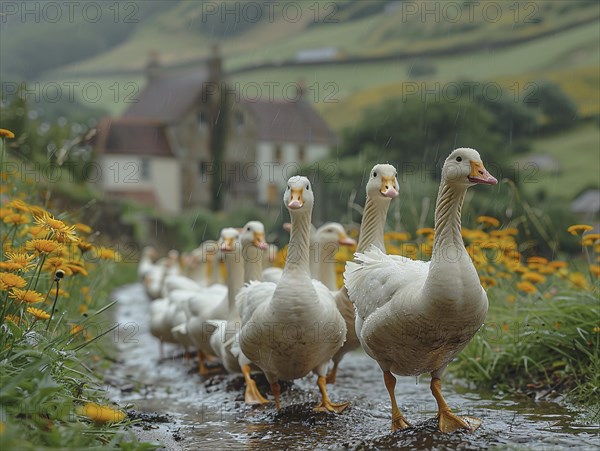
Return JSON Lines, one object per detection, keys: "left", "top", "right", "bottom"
{"left": 106, "top": 284, "right": 599, "bottom": 450}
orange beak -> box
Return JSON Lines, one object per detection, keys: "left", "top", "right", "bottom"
{"left": 288, "top": 188, "right": 304, "bottom": 209}
{"left": 380, "top": 176, "right": 399, "bottom": 198}
{"left": 338, "top": 233, "right": 357, "bottom": 247}
{"left": 253, "top": 232, "right": 268, "bottom": 250}
{"left": 468, "top": 161, "right": 498, "bottom": 185}
{"left": 220, "top": 237, "right": 235, "bottom": 252}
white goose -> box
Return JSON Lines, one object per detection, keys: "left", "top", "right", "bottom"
{"left": 210, "top": 221, "right": 271, "bottom": 405}
{"left": 327, "top": 165, "right": 399, "bottom": 384}
{"left": 187, "top": 228, "right": 240, "bottom": 376}
{"left": 185, "top": 240, "right": 220, "bottom": 286}
{"left": 143, "top": 249, "right": 180, "bottom": 300}
{"left": 344, "top": 148, "right": 498, "bottom": 432}
{"left": 313, "top": 222, "right": 356, "bottom": 291}
{"left": 237, "top": 176, "right": 348, "bottom": 412}
{"left": 137, "top": 246, "right": 158, "bottom": 280}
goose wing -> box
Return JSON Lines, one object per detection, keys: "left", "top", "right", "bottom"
{"left": 344, "top": 245, "right": 430, "bottom": 321}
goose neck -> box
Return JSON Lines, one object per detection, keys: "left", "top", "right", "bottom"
{"left": 431, "top": 180, "right": 467, "bottom": 266}
{"left": 225, "top": 251, "right": 244, "bottom": 313}
{"left": 283, "top": 209, "right": 312, "bottom": 276}
{"left": 242, "top": 243, "right": 264, "bottom": 283}
{"left": 317, "top": 241, "right": 338, "bottom": 290}
{"left": 357, "top": 197, "right": 391, "bottom": 253}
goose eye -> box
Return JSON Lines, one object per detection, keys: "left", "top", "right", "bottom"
{"left": 306, "top": 185, "right": 310, "bottom": 190}
{"left": 246, "top": 227, "right": 251, "bottom": 231}
{"left": 456, "top": 156, "right": 462, "bottom": 162}
{"left": 373, "top": 172, "right": 377, "bottom": 177}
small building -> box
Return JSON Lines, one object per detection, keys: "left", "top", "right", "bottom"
{"left": 93, "top": 48, "right": 337, "bottom": 213}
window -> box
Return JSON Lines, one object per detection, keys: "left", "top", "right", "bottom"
{"left": 140, "top": 158, "right": 150, "bottom": 180}
{"left": 298, "top": 145, "right": 306, "bottom": 163}
{"left": 274, "top": 145, "right": 282, "bottom": 164}
{"left": 267, "top": 183, "right": 279, "bottom": 205}
{"left": 198, "top": 111, "right": 208, "bottom": 131}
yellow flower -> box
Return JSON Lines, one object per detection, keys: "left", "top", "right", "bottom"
{"left": 3, "top": 213, "right": 29, "bottom": 225}
{"left": 0, "top": 208, "right": 14, "bottom": 219}
{"left": 567, "top": 224, "right": 593, "bottom": 236}
{"left": 77, "top": 241, "right": 93, "bottom": 254}
{"left": 79, "top": 304, "right": 88, "bottom": 315}
{"left": 593, "top": 326, "right": 600, "bottom": 333}
{"left": 26, "top": 307, "right": 50, "bottom": 320}
{"left": 477, "top": 216, "right": 500, "bottom": 228}
{"left": 66, "top": 261, "right": 88, "bottom": 277}
{"left": 77, "top": 402, "right": 126, "bottom": 424}
{"left": 385, "top": 231, "right": 411, "bottom": 241}
{"left": 538, "top": 266, "right": 556, "bottom": 275}
{"left": 92, "top": 247, "right": 121, "bottom": 262}
{"left": 589, "top": 265, "right": 600, "bottom": 277}
{"left": 25, "top": 239, "right": 63, "bottom": 254}
{"left": 507, "top": 295, "right": 516, "bottom": 304}
{"left": 74, "top": 223, "right": 92, "bottom": 234}
{"left": 501, "top": 322, "right": 509, "bottom": 333}
{"left": 5, "top": 199, "right": 31, "bottom": 212}
{"left": 479, "top": 276, "right": 497, "bottom": 289}
{"left": 415, "top": 228, "right": 435, "bottom": 236}
{"left": 34, "top": 212, "right": 78, "bottom": 242}
{"left": 9, "top": 288, "right": 44, "bottom": 304}
{"left": 548, "top": 261, "right": 568, "bottom": 269}
{"left": 582, "top": 234, "right": 600, "bottom": 246}
{"left": 4, "top": 314, "right": 25, "bottom": 326}
{"left": 0, "top": 272, "right": 27, "bottom": 290}
{"left": 527, "top": 256, "right": 548, "bottom": 265}
{"left": 2, "top": 251, "right": 36, "bottom": 272}
{"left": 516, "top": 281, "right": 537, "bottom": 294}
{"left": 43, "top": 257, "right": 72, "bottom": 275}
{"left": 490, "top": 228, "right": 518, "bottom": 237}
{"left": 0, "top": 128, "right": 15, "bottom": 138}
{"left": 522, "top": 272, "right": 546, "bottom": 284}
{"left": 569, "top": 272, "right": 588, "bottom": 290}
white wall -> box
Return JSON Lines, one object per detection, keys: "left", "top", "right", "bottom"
{"left": 255, "top": 141, "right": 330, "bottom": 204}
{"left": 96, "top": 155, "right": 181, "bottom": 214}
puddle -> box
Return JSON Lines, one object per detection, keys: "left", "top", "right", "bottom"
{"left": 106, "top": 284, "right": 600, "bottom": 450}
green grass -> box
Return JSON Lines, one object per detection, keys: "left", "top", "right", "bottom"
{"left": 521, "top": 123, "right": 600, "bottom": 201}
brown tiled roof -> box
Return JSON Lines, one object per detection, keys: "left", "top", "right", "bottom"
{"left": 95, "top": 117, "right": 174, "bottom": 157}
{"left": 243, "top": 99, "right": 337, "bottom": 145}
{"left": 123, "top": 68, "right": 209, "bottom": 122}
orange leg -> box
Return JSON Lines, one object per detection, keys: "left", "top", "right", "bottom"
{"left": 325, "top": 362, "right": 339, "bottom": 384}
{"left": 271, "top": 382, "right": 281, "bottom": 411}
{"left": 313, "top": 376, "right": 350, "bottom": 413}
{"left": 242, "top": 365, "right": 270, "bottom": 405}
{"left": 383, "top": 371, "right": 412, "bottom": 431}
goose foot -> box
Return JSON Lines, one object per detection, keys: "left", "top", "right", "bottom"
{"left": 431, "top": 377, "right": 481, "bottom": 433}
{"left": 242, "top": 365, "right": 270, "bottom": 405}
{"left": 325, "top": 363, "right": 338, "bottom": 385}
{"left": 313, "top": 376, "right": 350, "bottom": 414}
{"left": 197, "top": 351, "right": 220, "bottom": 378}
{"left": 438, "top": 410, "right": 481, "bottom": 433}
{"left": 391, "top": 412, "right": 412, "bottom": 431}
{"left": 271, "top": 382, "right": 281, "bottom": 411}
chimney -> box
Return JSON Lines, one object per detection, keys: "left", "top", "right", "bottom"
{"left": 208, "top": 43, "right": 222, "bottom": 83}
{"left": 146, "top": 50, "right": 161, "bottom": 82}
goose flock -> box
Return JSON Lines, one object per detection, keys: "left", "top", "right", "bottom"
{"left": 138, "top": 148, "right": 498, "bottom": 433}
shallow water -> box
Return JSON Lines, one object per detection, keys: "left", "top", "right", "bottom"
{"left": 106, "top": 284, "right": 599, "bottom": 450}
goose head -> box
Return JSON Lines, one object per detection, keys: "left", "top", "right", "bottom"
{"left": 284, "top": 176, "right": 314, "bottom": 212}
{"left": 367, "top": 164, "right": 399, "bottom": 200}
{"left": 241, "top": 221, "right": 268, "bottom": 251}
{"left": 218, "top": 228, "right": 240, "bottom": 253}
{"left": 443, "top": 148, "right": 498, "bottom": 187}
{"left": 315, "top": 222, "right": 356, "bottom": 247}
{"left": 142, "top": 246, "right": 158, "bottom": 261}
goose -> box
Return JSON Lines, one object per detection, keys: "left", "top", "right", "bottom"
{"left": 210, "top": 221, "right": 270, "bottom": 405}
{"left": 327, "top": 164, "right": 399, "bottom": 384}
{"left": 187, "top": 228, "right": 241, "bottom": 376}
{"left": 185, "top": 240, "right": 220, "bottom": 286}
{"left": 313, "top": 222, "right": 356, "bottom": 291}
{"left": 143, "top": 250, "right": 180, "bottom": 300}
{"left": 237, "top": 176, "right": 348, "bottom": 412}
{"left": 344, "top": 148, "right": 497, "bottom": 432}
{"left": 137, "top": 246, "right": 158, "bottom": 280}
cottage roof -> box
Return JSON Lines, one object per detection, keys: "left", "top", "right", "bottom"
{"left": 123, "top": 68, "right": 209, "bottom": 123}
{"left": 242, "top": 99, "right": 337, "bottom": 145}
{"left": 571, "top": 189, "right": 600, "bottom": 214}
{"left": 95, "top": 117, "right": 174, "bottom": 157}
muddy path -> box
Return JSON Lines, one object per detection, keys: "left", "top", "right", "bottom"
{"left": 104, "top": 284, "right": 599, "bottom": 450}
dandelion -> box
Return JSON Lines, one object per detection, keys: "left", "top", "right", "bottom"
{"left": 522, "top": 272, "right": 546, "bottom": 284}
{"left": 477, "top": 216, "right": 500, "bottom": 228}
{"left": 77, "top": 402, "right": 126, "bottom": 424}
{"left": 516, "top": 281, "right": 537, "bottom": 294}
{"left": 25, "top": 239, "right": 63, "bottom": 254}
{"left": 0, "top": 272, "right": 27, "bottom": 290}
{"left": 26, "top": 307, "right": 50, "bottom": 320}
{"left": 1, "top": 251, "right": 36, "bottom": 272}
{"left": 0, "top": 128, "right": 15, "bottom": 139}
{"left": 589, "top": 265, "right": 600, "bottom": 277}
{"left": 9, "top": 288, "right": 44, "bottom": 304}
{"left": 567, "top": 224, "right": 593, "bottom": 236}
